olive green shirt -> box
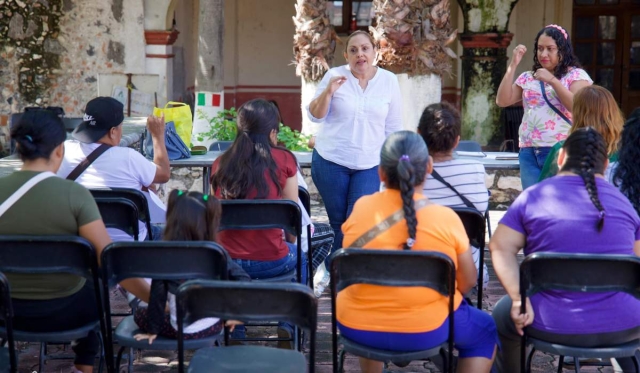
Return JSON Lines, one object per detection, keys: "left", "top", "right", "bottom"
{"left": 538, "top": 141, "right": 619, "bottom": 182}
{"left": 0, "top": 171, "right": 102, "bottom": 300}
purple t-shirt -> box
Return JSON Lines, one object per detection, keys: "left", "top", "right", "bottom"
{"left": 500, "top": 175, "right": 640, "bottom": 335}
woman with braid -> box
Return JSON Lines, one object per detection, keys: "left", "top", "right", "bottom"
{"left": 339, "top": 131, "right": 498, "bottom": 373}
{"left": 490, "top": 127, "right": 640, "bottom": 373}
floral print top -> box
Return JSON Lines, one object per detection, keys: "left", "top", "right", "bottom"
{"left": 516, "top": 68, "right": 592, "bottom": 148}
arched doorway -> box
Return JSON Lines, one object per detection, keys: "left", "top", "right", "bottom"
{"left": 573, "top": 0, "right": 640, "bottom": 116}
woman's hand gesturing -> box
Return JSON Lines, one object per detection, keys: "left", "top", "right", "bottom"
{"left": 511, "top": 45, "right": 527, "bottom": 68}
{"left": 533, "top": 68, "right": 555, "bottom": 83}
{"left": 325, "top": 76, "right": 347, "bottom": 96}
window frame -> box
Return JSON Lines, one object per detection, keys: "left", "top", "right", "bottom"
{"left": 328, "top": 0, "right": 375, "bottom": 35}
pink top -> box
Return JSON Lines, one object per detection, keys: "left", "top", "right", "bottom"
{"left": 515, "top": 68, "right": 592, "bottom": 148}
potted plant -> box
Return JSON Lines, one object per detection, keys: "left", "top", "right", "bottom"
{"left": 196, "top": 107, "right": 311, "bottom": 151}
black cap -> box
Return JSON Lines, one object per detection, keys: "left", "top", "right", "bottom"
{"left": 72, "top": 97, "right": 125, "bottom": 143}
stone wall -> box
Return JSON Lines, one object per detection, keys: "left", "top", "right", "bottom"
{"left": 0, "top": 0, "right": 146, "bottom": 154}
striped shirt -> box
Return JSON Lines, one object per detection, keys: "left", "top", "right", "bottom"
{"left": 423, "top": 159, "right": 488, "bottom": 212}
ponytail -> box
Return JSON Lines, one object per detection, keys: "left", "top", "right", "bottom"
{"left": 560, "top": 128, "right": 607, "bottom": 232}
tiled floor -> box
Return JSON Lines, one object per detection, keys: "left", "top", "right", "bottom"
{"left": 12, "top": 206, "right": 618, "bottom": 372}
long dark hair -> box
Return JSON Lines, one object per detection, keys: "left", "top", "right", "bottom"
{"left": 613, "top": 108, "right": 640, "bottom": 216}
{"left": 532, "top": 25, "right": 580, "bottom": 79}
{"left": 211, "top": 99, "right": 288, "bottom": 199}
{"left": 163, "top": 189, "right": 221, "bottom": 242}
{"left": 11, "top": 110, "right": 66, "bottom": 161}
{"left": 417, "top": 102, "right": 461, "bottom": 154}
{"left": 380, "top": 131, "right": 429, "bottom": 250}
{"left": 559, "top": 127, "right": 608, "bottom": 232}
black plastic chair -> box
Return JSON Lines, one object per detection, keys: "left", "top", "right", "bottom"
{"left": 90, "top": 188, "right": 153, "bottom": 241}
{"left": 219, "top": 200, "right": 304, "bottom": 285}
{"left": 452, "top": 207, "right": 487, "bottom": 309}
{"left": 519, "top": 253, "right": 640, "bottom": 373}
{"left": 454, "top": 140, "right": 483, "bottom": 153}
{"left": 94, "top": 197, "right": 140, "bottom": 241}
{"left": 177, "top": 279, "right": 317, "bottom": 373}
{"left": 100, "top": 241, "right": 228, "bottom": 373}
{"left": 0, "top": 272, "right": 16, "bottom": 373}
{"left": 298, "top": 186, "right": 313, "bottom": 268}
{"left": 0, "top": 236, "right": 107, "bottom": 373}
{"left": 208, "top": 141, "right": 233, "bottom": 151}
{"left": 330, "top": 248, "right": 456, "bottom": 373}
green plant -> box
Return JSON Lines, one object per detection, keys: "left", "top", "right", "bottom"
{"left": 196, "top": 107, "right": 238, "bottom": 142}
{"left": 195, "top": 107, "right": 311, "bottom": 151}
{"left": 277, "top": 123, "right": 311, "bottom": 151}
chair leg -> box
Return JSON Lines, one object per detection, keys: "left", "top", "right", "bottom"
{"left": 526, "top": 347, "right": 536, "bottom": 373}
{"left": 557, "top": 356, "right": 564, "bottom": 373}
{"left": 337, "top": 349, "right": 346, "bottom": 373}
{"left": 127, "top": 348, "right": 134, "bottom": 373}
{"left": 486, "top": 214, "right": 492, "bottom": 238}
{"left": 115, "top": 346, "right": 125, "bottom": 372}
{"left": 574, "top": 357, "right": 581, "bottom": 373}
{"left": 39, "top": 342, "right": 45, "bottom": 373}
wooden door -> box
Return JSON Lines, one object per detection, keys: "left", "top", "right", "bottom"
{"left": 573, "top": 0, "right": 640, "bottom": 116}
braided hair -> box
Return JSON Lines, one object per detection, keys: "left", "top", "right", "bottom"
{"left": 380, "top": 131, "right": 429, "bottom": 250}
{"left": 559, "top": 127, "right": 608, "bottom": 232}
{"left": 613, "top": 108, "right": 640, "bottom": 216}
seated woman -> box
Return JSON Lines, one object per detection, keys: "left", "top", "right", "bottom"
{"left": 538, "top": 85, "right": 624, "bottom": 182}
{"left": 491, "top": 127, "right": 640, "bottom": 373}
{"left": 0, "top": 110, "right": 150, "bottom": 373}
{"left": 339, "top": 131, "right": 498, "bottom": 373}
{"left": 417, "top": 102, "right": 489, "bottom": 291}
{"left": 210, "top": 98, "right": 307, "bottom": 347}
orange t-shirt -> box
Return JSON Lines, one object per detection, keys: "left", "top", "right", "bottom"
{"left": 337, "top": 189, "right": 468, "bottom": 333}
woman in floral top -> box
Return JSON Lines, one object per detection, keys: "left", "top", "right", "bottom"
{"left": 497, "top": 24, "right": 592, "bottom": 189}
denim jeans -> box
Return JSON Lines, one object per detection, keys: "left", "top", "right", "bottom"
{"left": 311, "top": 150, "right": 380, "bottom": 265}
{"left": 519, "top": 146, "right": 552, "bottom": 190}
{"left": 231, "top": 242, "right": 307, "bottom": 340}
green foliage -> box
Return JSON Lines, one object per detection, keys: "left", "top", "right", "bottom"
{"left": 277, "top": 123, "right": 311, "bottom": 151}
{"left": 195, "top": 108, "right": 238, "bottom": 142}
{"left": 195, "top": 107, "right": 310, "bottom": 151}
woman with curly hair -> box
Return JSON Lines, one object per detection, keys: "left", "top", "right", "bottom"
{"left": 496, "top": 24, "right": 592, "bottom": 189}
{"left": 491, "top": 127, "right": 640, "bottom": 372}
{"left": 538, "top": 85, "right": 624, "bottom": 182}
{"left": 613, "top": 108, "right": 640, "bottom": 216}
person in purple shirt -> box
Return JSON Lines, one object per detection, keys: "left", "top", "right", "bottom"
{"left": 490, "top": 127, "right": 640, "bottom": 373}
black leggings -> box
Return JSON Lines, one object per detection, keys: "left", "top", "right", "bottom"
{"left": 11, "top": 281, "right": 101, "bottom": 366}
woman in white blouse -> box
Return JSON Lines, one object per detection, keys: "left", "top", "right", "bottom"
{"left": 307, "top": 30, "right": 403, "bottom": 293}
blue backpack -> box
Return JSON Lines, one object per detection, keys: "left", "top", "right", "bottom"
{"left": 143, "top": 121, "right": 191, "bottom": 160}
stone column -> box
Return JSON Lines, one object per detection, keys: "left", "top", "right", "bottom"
{"left": 457, "top": 0, "right": 518, "bottom": 147}
{"left": 144, "top": 30, "right": 179, "bottom": 105}
{"left": 192, "top": 0, "right": 225, "bottom": 148}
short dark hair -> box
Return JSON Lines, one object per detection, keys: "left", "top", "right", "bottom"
{"left": 11, "top": 110, "right": 66, "bottom": 161}
{"left": 417, "top": 102, "right": 461, "bottom": 154}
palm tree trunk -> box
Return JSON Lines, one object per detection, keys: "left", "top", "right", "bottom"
{"left": 371, "top": 0, "right": 457, "bottom": 131}
{"left": 293, "top": 0, "right": 337, "bottom": 135}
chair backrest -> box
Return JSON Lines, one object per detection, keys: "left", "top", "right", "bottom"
{"left": 208, "top": 141, "right": 233, "bottom": 151}
{"left": 93, "top": 197, "right": 140, "bottom": 240}
{"left": 101, "top": 241, "right": 229, "bottom": 286}
{"left": 0, "top": 272, "right": 16, "bottom": 373}
{"left": 298, "top": 186, "right": 311, "bottom": 216}
{"left": 89, "top": 188, "right": 152, "bottom": 235}
{"left": 330, "top": 248, "right": 455, "bottom": 294}
{"left": 0, "top": 236, "right": 99, "bottom": 281}
{"left": 520, "top": 253, "right": 640, "bottom": 305}
{"left": 219, "top": 199, "right": 302, "bottom": 236}
{"left": 452, "top": 207, "right": 486, "bottom": 248}
{"left": 455, "top": 140, "right": 483, "bottom": 153}
{"left": 177, "top": 280, "right": 317, "bottom": 372}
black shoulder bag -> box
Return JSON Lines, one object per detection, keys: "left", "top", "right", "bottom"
{"left": 430, "top": 169, "right": 477, "bottom": 211}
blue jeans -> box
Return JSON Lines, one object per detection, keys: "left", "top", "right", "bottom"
{"left": 311, "top": 150, "right": 380, "bottom": 265}
{"left": 519, "top": 147, "right": 552, "bottom": 190}
{"left": 231, "top": 242, "right": 307, "bottom": 339}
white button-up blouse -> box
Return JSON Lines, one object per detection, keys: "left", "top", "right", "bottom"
{"left": 306, "top": 65, "right": 403, "bottom": 170}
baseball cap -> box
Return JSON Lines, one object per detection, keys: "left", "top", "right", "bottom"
{"left": 72, "top": 97, "right": 125, "bottom": 143}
